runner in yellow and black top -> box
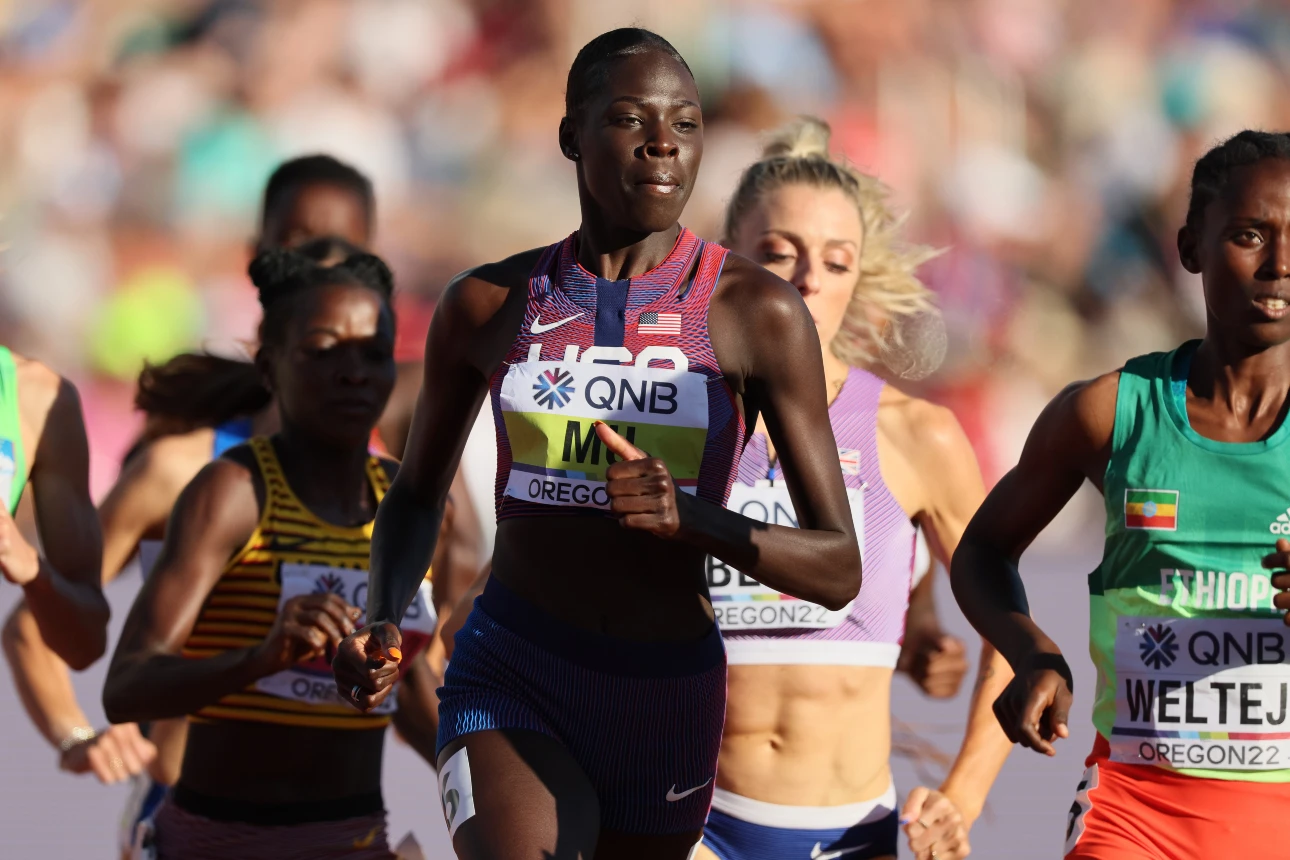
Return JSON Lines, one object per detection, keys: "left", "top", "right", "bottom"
{"left": 104, "top": 246, "right": 436, "bottom": 859}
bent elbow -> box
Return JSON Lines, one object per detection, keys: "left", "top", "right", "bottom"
{"left": 65, "top": 602, "right": 110, "bottom": 671}
{"left": 64, "top": 631, "right": 107, "bottom": 672}
{"left": 101, "top": 677, "right": 135, "bottom": 725}
{"left": 822, "top": 545, "right": 862, "bottom": 611}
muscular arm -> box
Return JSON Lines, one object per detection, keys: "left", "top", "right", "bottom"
{"left": 900, "top": 403, "right": 1013, "bottom": 826}
{"left": 676, "top": 262, "right": 860, "bottom": 609}
{"left": 368, "top": 266, "right": 518, "bottom": 628}
{"left": 4, "top": 437, "right": 197, "bottom": 747}
{"left": 103, "top": 458, "right": 266, "bottom": 723}
{"left": 950, "top": 375, "right": 1116, "bottom": 671}
{"left": 17, "top": 377, "right": 107, "bottom": 669}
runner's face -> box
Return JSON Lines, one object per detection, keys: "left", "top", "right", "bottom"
{"left": 568, "top": 50, "right": 702, "bottom": 234}
{"left": 1183, "top": 159, "right": 1290, "bottom": 349}
{"left": 262, "top": 183, "right": 372, "bottom": 251}
{"left": 268, "top": 283, "right": 395, "bottom": 446}
{"left": 732, "top": 184, "right": 864, "bottom": 350}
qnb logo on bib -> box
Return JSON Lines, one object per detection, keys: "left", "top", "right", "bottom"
{"left": 533, "top": 368, "right": 575, "bottom": 410}
{"left": 500, "top": 354, "right": 708, "bottom": 510}
{"left": 707, "top": 483, "right": 863, "bottom": 631}
{"left": 1111, "top": 615, "right": 1290, "bottom": 771}
{"left": 255, "top": 563, "right": 437, "bottom": 714}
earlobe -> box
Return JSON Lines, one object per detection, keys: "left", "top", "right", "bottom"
{"left": 1177, "top": 225, "right": 1201, "bottom": 274}
{"left": 558, "top": 116, "right": 580, "bottom": 163}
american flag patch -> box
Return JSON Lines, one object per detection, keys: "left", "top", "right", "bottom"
{"left": 638, "top": 311, "right": 682, "bottom": 336}
{"left": 838, "top": 448, "right": 861, "bottom": 475}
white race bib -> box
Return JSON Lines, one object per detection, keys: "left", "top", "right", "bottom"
{"left": 498, "top": 358, "right": 709, "bottom": 510}
{"left": 707, "top": 483, "right": 863, "bottom": 631}
{"left": 1110, "top": 615, "right": 1290, "bottom": 771}
{"left": 254, "top": 563, "right": 437, "bottom": 713}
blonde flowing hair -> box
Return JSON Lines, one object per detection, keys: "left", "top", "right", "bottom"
{"left": 724, "top": 118, "right": 944, "bottom": 377}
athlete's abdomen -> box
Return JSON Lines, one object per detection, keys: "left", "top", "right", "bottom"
{"left": 718, "top": 664, "right": 895, "bottom": 806}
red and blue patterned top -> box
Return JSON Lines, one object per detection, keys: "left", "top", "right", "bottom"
{"left": 490, "top": 227, "right": 744, "bottom": 521}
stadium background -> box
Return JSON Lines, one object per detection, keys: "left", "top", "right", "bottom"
{"left": 0, "top": 0, "right": 1284, "bottom": 855}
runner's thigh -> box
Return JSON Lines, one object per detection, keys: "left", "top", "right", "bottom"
{"left": 438, "top": 729, "right": 600, "bottom": 860}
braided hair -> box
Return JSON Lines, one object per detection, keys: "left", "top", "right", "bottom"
{"left": 132, "top": 237, "right": 382, "bottom": 444}
{"left": 1186, "top": 131, "right": 1290, "bottom": 229}
{"left": 248, "top": 242, "right": 395, "bottom": 355}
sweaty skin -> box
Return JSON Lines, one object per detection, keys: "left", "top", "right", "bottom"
{"left": 952, "top": 158, "right": 1290, "bottom": 759}
{"left": 0, "top": 355, "right": 106, "bottom": 671}
{"left": 103, "top": 282, "right": 440, "bottom": 807}
{"left": 698, "top": 183, "right": 1010, "bottom": 860}
{"left": 334, "top": 47, "right": 860, "bottom": 860}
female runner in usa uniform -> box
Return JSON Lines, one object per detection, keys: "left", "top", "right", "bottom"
{"left": 334, "top": 28, "right": 861, "bottom": 860}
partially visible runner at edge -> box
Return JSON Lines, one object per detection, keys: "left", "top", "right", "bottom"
{"left": 103, "top": 247, "right": 439, "bottom": 859}
{"left": 695, "top": 119, "right": 1013, "bottom": 860}
{"left": 952, "top": 130, "right": 1290, "bottom": 860}
{"left": 0, "top": 349, "right": 106, "bottom": 667}
{"left": 2, "top": 155, "right": 477, "bottom": 858}
{"left": 333, "top": 28, "right": 860, "bottom": 860}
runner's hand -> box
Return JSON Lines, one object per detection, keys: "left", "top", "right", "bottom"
{"left": 60, "top": 723, "right": 157, "bottom": 785}
{"left": 0, "top": 506, "right": 39, "bottom": 586}
{"left": 901, "top": 787, "right": 970, "bottom": 859}
{"left": 596, "top": 421, "right": 681, "bottom": 538}
{"left": 333, "top": 621, "right": 403, "bottom": 712}
{"left": 993, "top": 655, "right": 1072, "bottom": 756}
{"left": 251, "top": 593, "right": 359, "bottom": 676}
{"left": 1262, "top": 539, "right": 1290, "bottom": 627}
{"left": 900, "top": 630, "right": 969, "bottom": 699}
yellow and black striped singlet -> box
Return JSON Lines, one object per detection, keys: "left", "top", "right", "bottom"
{"left": 183, "top": 436, "right": 399, "bottom": 730}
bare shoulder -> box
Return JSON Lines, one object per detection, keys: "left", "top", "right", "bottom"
{"left": 880, "top": 386, "right": 972, "bottom": 460}
{"left": 118, "top": 429, "right": 220, "bottom": 498}
{"left": 1045, "top": 370, "right": 1120, "bottom": 447}
{"left": 11, "top": 353, "right": 71, "bottom": 434}
{"left": 173, "top": 453, "right": 260, "bottom": 535}
{"left": 711, "top": 252, "right": 807, "bottom": 329}
{"left": 444, "top": 247, "right": 547, "bottom": 327}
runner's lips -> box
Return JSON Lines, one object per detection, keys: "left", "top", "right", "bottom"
{"left": 1253, "top": 293, "right": 1290, "bottom": 320}
{"left": 636, "top": 173, "right": 680, "bottom": 194}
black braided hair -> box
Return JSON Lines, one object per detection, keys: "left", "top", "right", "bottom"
{"left": 248, "top": 244, "right": 395, "bottom": 351}
{"left": 564, "top": 28, "right": 693, "bottom": 121}
{"left": 1186, "top": 131, "right": 1290, "bottom": 229}
{"left": 259, "top": 154, "right": 374, "bottom": 242}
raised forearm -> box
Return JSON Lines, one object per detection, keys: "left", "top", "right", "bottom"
{"left": 368, "top": 478, "right": 444, "bottom": 626}
{"left": 2, "top": 602, "right": 92, "bottom": 746}
{"left": 20, "top": 560, "right": 108, "bottom": 670}
{"left": 938, "top": 643, "right": 1014, "bottom": 825}
{"left": 103, "top": 646, "right": 267, "bottom": 724}
{"left": 678, "top": 494, "right": 860, "bottom": 610}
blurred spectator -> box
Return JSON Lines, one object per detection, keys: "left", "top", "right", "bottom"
{"left": 0, "top": 0, "right": 1287, "bottom": 519}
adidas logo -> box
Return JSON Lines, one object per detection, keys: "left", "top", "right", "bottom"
{"left": 1271, "top": 509, "right": 1290, "bottom": 536}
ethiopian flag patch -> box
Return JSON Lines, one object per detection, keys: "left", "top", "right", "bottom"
{"left": 1124, "top": 489, "right": 1178, "bottom": 530}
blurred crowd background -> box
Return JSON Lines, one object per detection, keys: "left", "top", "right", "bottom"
{"left": 3, "top": 0, "right": 1286, "bottom": 511}
{"left": 3, "top": 0, "right": 1286, "bottom": 855}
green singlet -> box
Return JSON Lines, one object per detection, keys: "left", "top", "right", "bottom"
{"left": 0, "top": 346, "right": 26, "bottom": 515}
{"left": 1090, "top": 340, "right": 1290, "bottom": 782}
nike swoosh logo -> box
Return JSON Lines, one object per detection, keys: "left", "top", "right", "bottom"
{"left": 530, "top": 312, "right": 584, "bottom": 334}
{"left": 664, "top": 777, "right": 712, "bottom": 802}
{"left": 810, "top": 843, "right": 871, "bottom": 860}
